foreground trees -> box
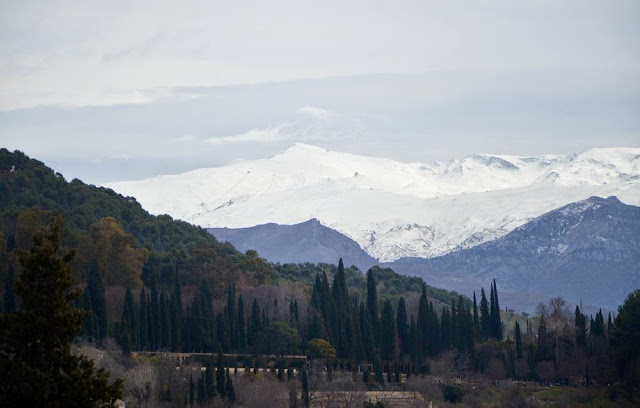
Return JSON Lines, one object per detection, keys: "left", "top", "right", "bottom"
{"left": 0, "top": 218, "right": 123, "bottom": 407}
{"left": 610, "top": 290, "right": 640, "bottom": 399}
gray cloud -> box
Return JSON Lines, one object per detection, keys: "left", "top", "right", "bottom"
{"left": 0, "top": 1, "right": 638, "bottom": 183}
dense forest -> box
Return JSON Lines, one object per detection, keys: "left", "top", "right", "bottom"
{"left": 1, "top": 148, "right": 638, "bottom": 407}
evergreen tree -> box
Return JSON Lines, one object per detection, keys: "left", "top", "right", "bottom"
{"left": 88, "top": 260, "right": 107, "bottom": 343}
{"left": 379, "top": 300, "right": 396, "bottom": 360}
{"left": 205, "top": 358, "right": 216, "bottom": 400}
{"left": 479, "top": 288, "right": 490, "bottom": 340}
{"left": 417, "top": 283, "right": 429, "bottom": 357}
{"left": 366, "top": 269, "right": 379, "bottom": 336}
{"left": 536, "top": 313, "right": 552, "bottom": 361}
{"left": 574, "top": 305, "right": 587, "bottom": 348}
{"left": 609, "top": 290, "right": 640, "bottom": 399}
{"left": 493, "top": 279, "right": 502, "bottom": 340}
{"left": 216, "top": 343, "right": 226, "bottom": 396}
{"left": 171, "top": 270, "right": 182, "bottom": 351}
{"left": 515, "top": 321, "right": 523, "bottom": 359}
{"left": 139, "top": 288, "right": 148, "bottom": 350}
{"left": 216, "top": 312, "right": 230, "bottom": 352}
{"left": 160, "top": 291, "right": 171, "bottom": 349}
{"left": 472, "top": 291, "right": 480, "bottom": 341}
{"left": 396, "top": 297, "right": 409, "bottom": 356}
{"left": 248, "top": 299, "right": 262, "bottom": 350}
{"left": 374, "top": 352, "right": 384, "bottom": 384}
{"left": 150, "top": 276, "right": 161, "bottom": 350}
{"left": 226, "top": 284, "right": 237, "bottom": 350}
{"left": 237, "top": 295, "right": 246, "bottom": 352}
{"left": 0, "top": 218, "right": 123, "bottom": 406}
{"left": 3, "top": 262, "right": 16, "bottom": 313}
{"left": 119, "top": 287, "right": 137, "bottom": 354}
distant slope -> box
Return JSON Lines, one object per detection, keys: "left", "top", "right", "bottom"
{"left": 106, "top": 143, "right": 640, "bottom": 261}
{"left": 388, "top": 196, "right": 640, "bottom": 311}
{"left": 208, "top": 219, "right": 377, "bottom": 271}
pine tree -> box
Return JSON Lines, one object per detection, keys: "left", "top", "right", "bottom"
{"left": 0, "top": 218, "right": 123, "bottom": 406}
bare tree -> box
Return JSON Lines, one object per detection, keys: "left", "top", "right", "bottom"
{"left": 125, "top": 363, "right": 158, "bottom": 408}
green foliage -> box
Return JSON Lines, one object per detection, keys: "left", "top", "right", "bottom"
{"left": 272, "top": 262, "right": 466, "bottom": 305}
{"left": 263, "top": 321, "right": 301, "bottom": 356}
{"left": 0, "top": 218, "right": 123, "bottom": 406}
{"left": 441, "top": 384, "right": 463, "bottom": 403}
{"left": 610, "top": 289, "right": 640, "bottom": 399}
{"left": 307, "top": 338, "right": 337, "bottom": 360}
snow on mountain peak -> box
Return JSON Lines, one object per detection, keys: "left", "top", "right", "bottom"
{"left": 105, "top": 145, "right": 640, "bottom": 261}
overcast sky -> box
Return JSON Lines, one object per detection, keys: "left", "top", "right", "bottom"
{"left": 1, "top": 0, "right": 639, "bottom": 184}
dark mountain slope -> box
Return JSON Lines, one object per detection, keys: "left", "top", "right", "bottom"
{"left": 209, "top": 219, "right": 377, "bottom": 271}
{"left": 388, "top": 196, "right": 640, "bottom": 311}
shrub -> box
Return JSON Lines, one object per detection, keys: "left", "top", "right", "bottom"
{"left": 441, "top": 384, "right": 463, "bottom": 403}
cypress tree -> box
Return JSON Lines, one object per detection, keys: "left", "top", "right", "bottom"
{"left": 88, "top": 260, "right": 107, "bottom": 343}
{"left": 396, "top": 297, "right": 409, "bottom": 356}
{"left": 226, "top": 284, "right": 236, "bottom": 350}
{"left": 216, "top": 343, "right": 226, "bottom": 396}
{"left": 472, "top": 291, "right": 480, "bottom": 341}
{"left": 479, "top": 288, "right": 490, "bottom": 340}
{"left": 374, "top": 352, "right": 384, "bottom": 384}
{"left": 237, "top": 295, "right": 246, "bottom": 352}
{"left": 216, "top": 312, "right": 230, "bottom": 352}
{"left": 139, "top": 288, "right": 148, "bottom": 350}
{"left": 379, "top": 300, "right": 396, "bottom": 360}
{"left": 160, "top": 291, "right": 171, "bottom": 349}
{"left": 440, "top": 307, "right": 451, "bottom": 349}
{"left": 150, "top": 276, "right": 161, "bottom": 350}
{"left": 366, "top": 269, "right": 378, "bottom": 336}
{"left": 205, "top": 358, "right": 216, "bottom": 400}
{"left": 515, "top": 321, "right": 523, "bottom": 359}
{"left": 417, "top": 284, "right": 429, "bottom": 357}
{"left": 491, "top": 280, "right": 502, "bottom": 340}
{"left": 119, "top": 287, "right": 136, "bottom": 354}
{"left": 171, "top": 270, "right": 182, "bottom": 351}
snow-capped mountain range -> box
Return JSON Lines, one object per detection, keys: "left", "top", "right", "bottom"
{"left": 105, "top": 144, "right": 640, "bottom": 262}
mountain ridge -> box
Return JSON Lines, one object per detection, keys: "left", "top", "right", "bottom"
{"left": 105, "top": 144, "right": 640, "bottom": 261}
